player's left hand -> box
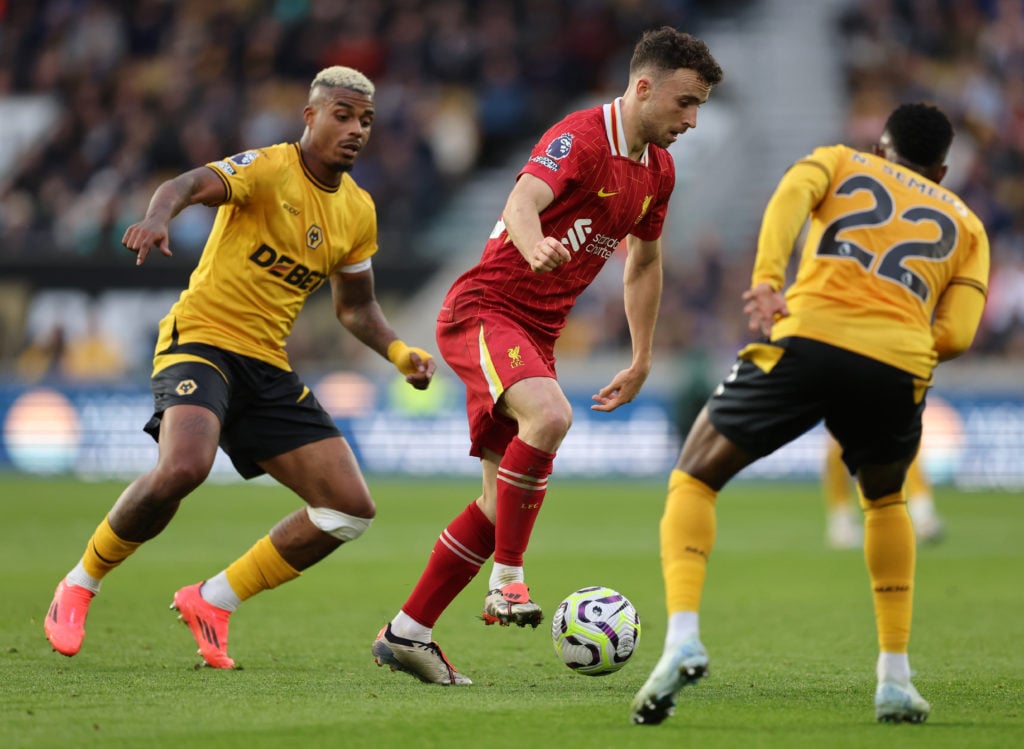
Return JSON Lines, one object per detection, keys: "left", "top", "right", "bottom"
{"left": 591, "top": 367, "right": 647, "bottom": 412}
{"left": 742, "top": 282, "right": 789, "bottom": 337}
{"left": 387, "top": 340, "right": 436, "bottom": 390}
{"left": 402, "top": 349, "right": 436, "bottom": 390}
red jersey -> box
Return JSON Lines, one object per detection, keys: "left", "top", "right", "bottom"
{"left": 440, "top": 98, "right": 676, "bottom": 343}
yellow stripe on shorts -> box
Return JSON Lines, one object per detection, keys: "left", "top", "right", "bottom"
{"left": 152, "top": 353, "right": 228, "bottom": 382}
{"left": 477, "top": 324, "right": 505, "bottom": 403}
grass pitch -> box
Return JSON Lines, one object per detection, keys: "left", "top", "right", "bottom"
{"left": 1, "top": 474, "right": 1021, "bottom": 749}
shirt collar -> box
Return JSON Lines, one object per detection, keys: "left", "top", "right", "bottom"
{"left": 603, "top": 97, "right": 649, "bottom": 164}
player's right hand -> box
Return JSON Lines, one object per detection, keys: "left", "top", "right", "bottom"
{"left": 122, "top": 218, "right": 173, "bottom": 266}
{"left": 526, "top": 237, "right": 571, "bottom": 273}
{"left": 742, "top": 282, "right": 789, "bottom": 337}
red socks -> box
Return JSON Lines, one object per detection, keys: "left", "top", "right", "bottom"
{"left": 402, "top": 501, "right": 495, "bottom": 627}
{"left": 494, "top": 437, "right": 555, "bottom": 566}
{"left": 400, "top": 438, "right": 555, "bottom": 626}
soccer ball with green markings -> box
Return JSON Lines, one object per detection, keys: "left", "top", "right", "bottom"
{"left": 551, "top": 586, "right": 640, "bottom": 676}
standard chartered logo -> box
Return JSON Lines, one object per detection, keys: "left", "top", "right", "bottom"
{"left": 561, "top": 218, "right": 592, "bottom": 251}
{"left": 561, "top": 218, "right": 618, "bottom": 259}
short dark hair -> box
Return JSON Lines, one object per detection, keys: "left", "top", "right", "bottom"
{"left": 884, "top": 103, "right": 954, "bottom": 169}
{"left": 629, "top": 26, "right": 724, "bottom": 87}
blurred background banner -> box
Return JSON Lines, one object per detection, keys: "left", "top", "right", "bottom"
{"left": 2, "top": 381, "right": 1022, "bottom": 488}
{"left": 2, "top": 0, "right": 1023, "bottom": 485}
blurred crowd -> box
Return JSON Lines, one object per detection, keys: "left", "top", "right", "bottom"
{"left": 3, "top": 0, "right": 1024, "bottom": 389}
{"left": 835, "top": 0, "right": 1024, "bottom": 359}
{"left": 0, "top": 0, "right": 720, "bottom": 382}
{"left": 0, "top": 0, "right": 701, "bottom": 283}
{"left": 572, "top": 0, "right": 1024, "bottom": 375}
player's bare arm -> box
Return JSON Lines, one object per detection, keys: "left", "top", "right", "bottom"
{"left": 623, "top": 236, "right": 662, "bottom": 373}
{"left": 742, "top": 282, "right": 789, "bottom": 337}
{"left": 330, "top": 270, "right": 435, "bottom": 389}
{"left": 592, "top": 237, "right": 660, "bottom": 412}
{"left": 122, "top": 166, "right": 227, "bottom": 266}
{"left": 502, "top": 173, "right": 570, "bottom": 273}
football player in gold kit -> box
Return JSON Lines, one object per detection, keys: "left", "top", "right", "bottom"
{"left": 631, "top": 103, "right": 989, "bottom": 726}
{"left": 44, "top": 66, "right": 436, "bottom": 669}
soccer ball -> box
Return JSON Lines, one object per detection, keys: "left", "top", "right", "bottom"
{"left": 551, "top": 586, "right": 641, "bottom": 676}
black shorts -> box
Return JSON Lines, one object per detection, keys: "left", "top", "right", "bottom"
{"left": 144, "top": 342, "right": 340, "bottom": 479}
{"left": 707, "top": 337, "right": 926, "bottom": 474}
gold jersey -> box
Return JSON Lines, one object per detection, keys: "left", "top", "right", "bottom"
{"left": 154, "top": 143, "right": 378, "bottom": 372}
{"left": 753, "top": 144, "right": 989, "bottom": 380}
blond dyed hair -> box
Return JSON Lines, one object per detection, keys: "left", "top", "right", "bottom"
{"left": 310, "top": 66, "right": 375, "bottom": 98}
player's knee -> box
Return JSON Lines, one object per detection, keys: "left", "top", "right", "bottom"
{"left": 676, "top": 421, "right": 747, "bottom": 492}
{"left": 553, "top": 406, "right": 573, "bottom": 437}
{"left": 154, "top": 457, "right": 212, "bottom": 496}
{"left": 534, "top": 402, "right": 573, "bottom": 442}
{"left": 857, "top": 462, "right": 909, "bottom": 504}
{"left": 306, "top": 506, "right": 374, "bottom": 542}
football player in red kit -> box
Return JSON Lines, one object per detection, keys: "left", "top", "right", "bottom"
{"left": 371, "top": 27, "right": 723, "bottom": 685}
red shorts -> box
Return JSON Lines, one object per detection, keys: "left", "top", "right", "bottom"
{"left": 436, "top": 310, "right": 556, "bottom": 457}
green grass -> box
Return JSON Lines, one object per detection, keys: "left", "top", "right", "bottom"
{"left": 1, "top": 474, "right": 1021, "bottom": 748}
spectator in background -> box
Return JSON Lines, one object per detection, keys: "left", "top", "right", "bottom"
{"left": 15, "top": 325, "right": 66, "bottom": 384}
{"left": 12, "top": 297, "right": 143, "bottom": 385}
{"left": 59, "top": 309, "right": 126, "bottom": 383}
{"left": 0, "top": 1, "right": 694, "bottom": 281}
{"left": 14, "top": 312, "right": 125, "bottom": 385}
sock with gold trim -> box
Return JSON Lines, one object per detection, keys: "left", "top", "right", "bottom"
{"left": 67, "top": 516, "right": 143, "bottom": 593}
{"left": 202, "top": 536, "right": 301, "bottom": 611}
{"left": 660, "top": 470, "right": 717, "bottom": 619}
{"left": 860, "top": 491, "right": 915, "bottom": 653}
